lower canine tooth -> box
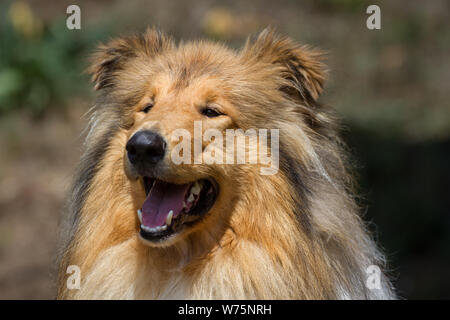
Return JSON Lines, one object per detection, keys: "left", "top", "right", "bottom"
{"left": 137, "top": 209, "right": 142, "bottom": 223}
{"left": 166, "top": 210, "right": 173, "bottom": 226}
{"left": 191, "top": 181, "right": 202, "bottom": 195}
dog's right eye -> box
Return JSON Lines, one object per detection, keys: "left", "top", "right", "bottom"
{"left": 201, "top": 107, "right": 222, "bottom": 118}
{"left": 141, "top": 103, "right": 154, "bottom": 113}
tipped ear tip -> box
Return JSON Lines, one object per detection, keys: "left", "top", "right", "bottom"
{"left": 87, "top": 29, "right": 173, "bottom": 91}
{"left": 245, "top": 29, "right": 328, "bottom": 102}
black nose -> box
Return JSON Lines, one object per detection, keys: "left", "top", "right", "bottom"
{"left": 126, "top": 131, "right": 166, "bottom": 166}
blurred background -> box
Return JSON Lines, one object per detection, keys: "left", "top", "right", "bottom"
{"left": 0, "top": 0, "right": 449, "bottom": 299}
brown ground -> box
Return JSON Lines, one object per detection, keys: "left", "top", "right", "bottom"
{"left": 0, "top": 104, "right": 87, "bottom": 299}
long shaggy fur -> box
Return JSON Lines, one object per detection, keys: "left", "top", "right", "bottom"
{"left": 57, "top": 28, "right": 395, "bottom": 299}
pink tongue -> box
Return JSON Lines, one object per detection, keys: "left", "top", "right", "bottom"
{"left": 141, "top": 180, "right": 191, "bottom": 228}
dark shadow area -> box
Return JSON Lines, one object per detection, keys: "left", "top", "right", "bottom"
{"left": 345, "top": 125, "right": 450, "bottom": 299}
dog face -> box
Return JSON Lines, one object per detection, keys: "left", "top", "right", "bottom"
{"left": 88, "top": 28, "right": 325, "bottom": 247}
{"left": 124, "top": 71, "right": 238, "bottom": 246}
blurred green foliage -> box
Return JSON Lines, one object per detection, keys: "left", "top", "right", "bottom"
{"left": 0, "top": 2, "right": 115, "bottom": 116}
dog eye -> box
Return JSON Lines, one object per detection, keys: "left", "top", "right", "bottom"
{"left": 141, "top": 103, "right": 153, "bottom": 113}
{"left": 201, "top": 107, "right": 222, "bottom": 118}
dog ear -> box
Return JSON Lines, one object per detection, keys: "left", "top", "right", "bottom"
{"left": 243, "top": 28, "right": 326, "bottom": 105}
{"left": 89, "top": 28, "right": 173, "bottom": 91}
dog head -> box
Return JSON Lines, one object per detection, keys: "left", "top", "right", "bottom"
{"left": 88, "top": 28, "right": 326, "bottom": 247}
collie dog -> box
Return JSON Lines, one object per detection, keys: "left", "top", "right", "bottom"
{"left": 57, "top": 28, "right": 394, "bottom": 299}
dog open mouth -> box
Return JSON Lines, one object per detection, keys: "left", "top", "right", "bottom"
{"left": 137, "top": 177, "right": 218, "bottom": 242}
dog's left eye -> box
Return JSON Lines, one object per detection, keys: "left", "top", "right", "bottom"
{"left": 141, "top": 103, "right": 154, "bottom": 113}
{"left": 201, "top": 107, "right": 222, "bottom": 118}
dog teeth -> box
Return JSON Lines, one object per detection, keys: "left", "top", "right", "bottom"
{"left": 139, "top": 209, "right": 172, "bottom": 233}
{"left": 191, "top": 181, "right": 202, "bottom": 196}
{"left": 185, "top": 181, "right": 202, "bottom": 205}
{"left": 141, "top": 224, "right": 167, "bottom": 233}
{"left": 187, "top": 193, "right": 195, "bottom": 203}
{"left": 166, "top": 210, "right": 173, "bottom": 226}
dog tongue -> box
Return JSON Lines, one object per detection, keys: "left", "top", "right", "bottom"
{"left": 141, "top": 180, "right": 190, "bottom": 228}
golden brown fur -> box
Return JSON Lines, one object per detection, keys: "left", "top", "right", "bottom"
{"left": 57, "top": 28, "right": 394, "bottom": 299}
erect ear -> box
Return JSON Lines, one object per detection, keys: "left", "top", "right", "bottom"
{"left": 242, "top": 29, "right": 326, "bottom": 105}
{"left": 88, "top": 28, "right": 174, "bottom": 91}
